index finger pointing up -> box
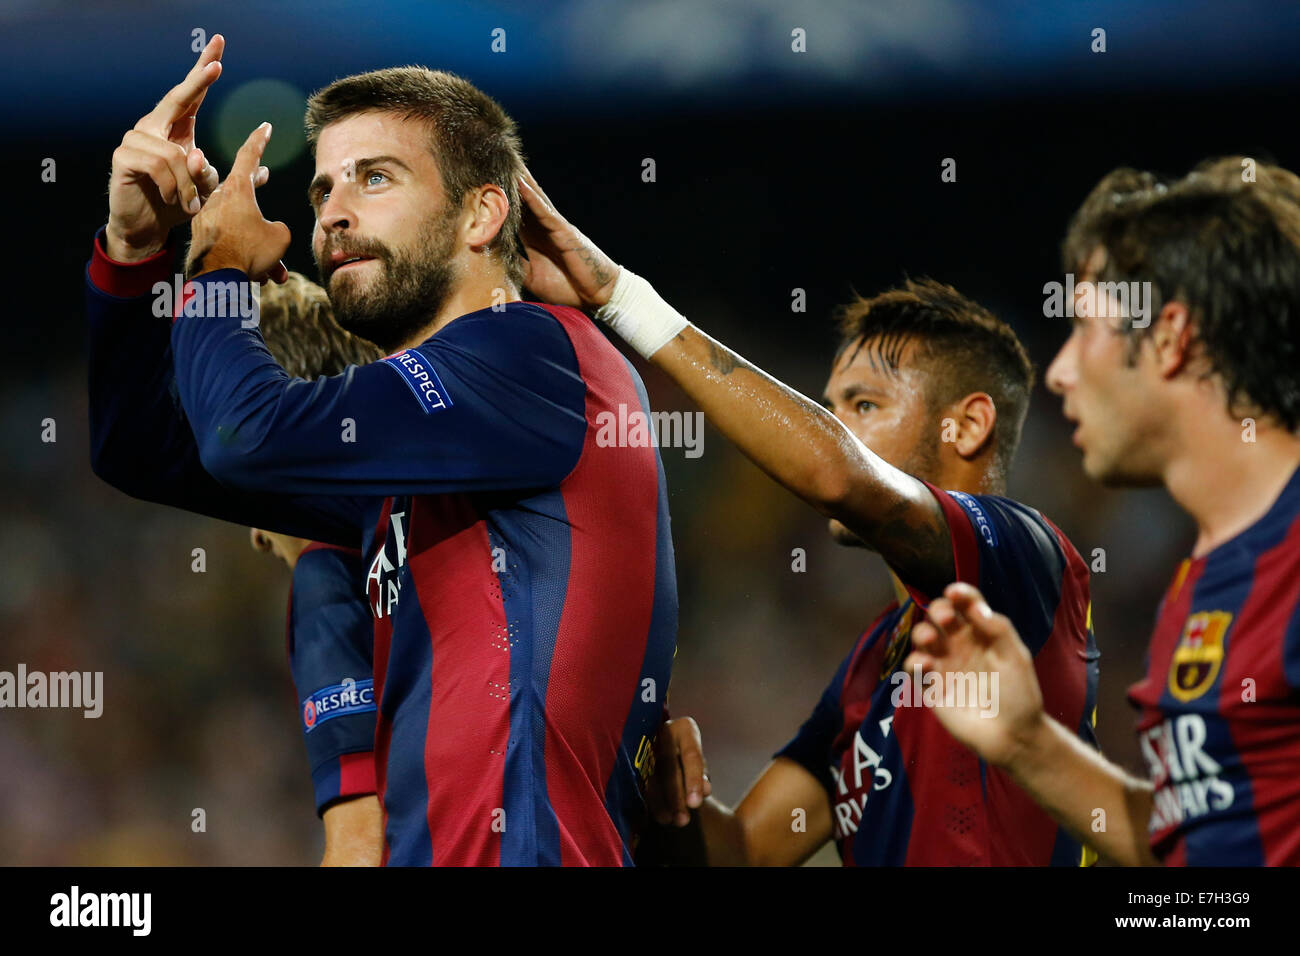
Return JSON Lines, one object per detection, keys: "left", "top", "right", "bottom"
{"left": 140, "top": 34, "right": 226, "bottom": 136}
{"left": 229, "top": 123, "right": 273, "bottom": 186}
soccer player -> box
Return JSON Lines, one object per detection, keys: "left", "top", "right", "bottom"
{"left": 86, "top": 40, "right": 677, "bottom": 865}
{"left": 902, "top": 158, "right": 1300, "bottom": 866}
{"left": 518, "top": 172, "right": 1099, "bottom": 865}
{"left": 250, "top": 273, "right": 385, "bottom": 866}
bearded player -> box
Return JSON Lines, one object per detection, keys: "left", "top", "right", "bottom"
{"left": 86, "top": 38, "right": 676, "bottom": 865}
{"left": 519, "top": 173, "right": 1099, "bottom": 865}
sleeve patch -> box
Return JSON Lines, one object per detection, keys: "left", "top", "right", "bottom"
{"left": 949, "top": 491, "right": 998, "bottom": 547}
{"left": 381, "top": 350, "right": 453, "bottom": 414}
{"left": 303, "top": 678, "right": 376, "bottom": 733}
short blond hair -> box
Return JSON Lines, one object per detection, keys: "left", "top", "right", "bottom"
{"left": 258, "top": 272, "right": 383, "bottom": 378}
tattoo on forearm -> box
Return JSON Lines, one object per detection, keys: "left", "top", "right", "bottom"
{"left": 706, "top": 340, "right": 741, "bottom": 376}
{"left": 870, "top": 498, "right": 954, "bottom": 594}
{"left": 579, "top": 246, "right": 613, "bottom": 290}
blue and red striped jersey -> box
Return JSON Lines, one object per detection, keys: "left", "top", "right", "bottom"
{"left": 777, "top": 484, "right": 1099, "bottom": 865}
{"left": 84, "top": 233, "right": 678, "bottom": 866}
{"left": 287, "top": 543, "right": 377, "bottom": 816}
{"left": 1128, "top": 464, "right": 1300, "bottom": 866}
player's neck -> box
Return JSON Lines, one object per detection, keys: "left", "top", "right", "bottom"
{"left": 934, "top": 457, "right": 1003, "bottom": 497}
{"left": 1162, "top": 410, "right": 1300, "bottom": 558}
{"left": 396, "top": 271, "right": 522, "bottom": 351}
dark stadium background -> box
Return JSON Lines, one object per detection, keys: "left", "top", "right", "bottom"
{"left": 3, "top": 0, "right": 1299, "bottom": 864}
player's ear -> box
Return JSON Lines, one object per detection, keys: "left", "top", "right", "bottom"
{"left": 1150, "top": 299, "right": 1194, "bottom": 379}
{"left": 464, "top": 183, "right": 510, "bottom": 252}
{"left": 950, "top": 392, "right": 997, "bottom": 461}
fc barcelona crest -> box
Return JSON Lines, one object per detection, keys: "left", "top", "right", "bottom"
{"left": 879, "top": 604, "right": 917, "bottom": 679}
{"left": 1168, "top": 611, "right": 1232, "bottom": 702}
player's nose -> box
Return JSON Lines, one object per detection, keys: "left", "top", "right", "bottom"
{"left": 1045, "top": 338, "right": 1074, "bottom": 395}
{"left": 318, "top": 190, "right": 353, "bottom": 233}
{"left": 250, "top": 528, "right": 270, "bottom": 552}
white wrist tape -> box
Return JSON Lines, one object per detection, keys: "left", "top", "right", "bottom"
{"left": 594, "top": 267, "right": 689, "bottom": 359}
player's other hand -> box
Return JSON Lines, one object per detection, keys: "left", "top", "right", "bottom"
{"left": 518, "top": 166, "right": 620, "bottom": 309}
{"left": 905, "top": 582, "right": 1047, "bottom": 769}
{"left": 105, "top": 35, "right": 226, "bottom": 263}
{"left": 186, "top": 124, "right": 290, "bottom": 283}
{"left": 645, "top": 716, "right": 712, "bottom": 827}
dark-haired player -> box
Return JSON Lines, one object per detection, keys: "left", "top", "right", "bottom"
{"left": 86, "top": 40, "right": 676, "bottom": 866}
{"left": 250, "top": 273, "right": 385, "bottom": 866}
{"left": 904, "top": 158, "right": 1300, "bottom": 866}
{"left": 519, "top": 172, "right": 1099, "bottom": 865}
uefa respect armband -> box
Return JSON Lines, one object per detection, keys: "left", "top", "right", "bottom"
{"left": 302, "top": 678, "right": 376, "bottom": 733}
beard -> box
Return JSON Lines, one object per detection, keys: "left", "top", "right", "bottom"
{"left": 316, "top": 208, "right": 461, "bottom": 353}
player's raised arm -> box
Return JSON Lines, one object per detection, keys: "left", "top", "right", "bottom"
{"left": 104, "top": 35, "right": 224, "bottom": 263}
{"left": 167, "top": 127, "right": 587, "bottom": 499}
{"left": 518, "top": 170, "right": 954, "bottom": 595}
{"left": 87, "top": 39, "right": 357, "bottom": 543}
{"left": 906, "top": 582, "right": 1158, "bottom": 866}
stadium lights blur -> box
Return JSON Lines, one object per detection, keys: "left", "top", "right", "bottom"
{"left": 214, "top": 78, "right": 308, "bottom": 170}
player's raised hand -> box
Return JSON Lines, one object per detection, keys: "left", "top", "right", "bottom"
{"left": 904, "top": 582, "right": 1047, "bottom": 769}
{"left": 106, "top": 35, "right": 226, "bottom": 262}
{"left": 645, "top": 717, "right": 713, "bottom": 827}
{"left": 186, "top": 123, "right": 290, "bottom": 283}
{"left": 518, "top": 166, "right": 620, "bottom": 309}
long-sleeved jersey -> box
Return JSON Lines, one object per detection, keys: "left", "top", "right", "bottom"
{"left": 1129, "top": 464, "right": 1300, "bottom": 865}
{"left": 85, "top": 232, "right": 678, "bottom": 865}
{"left": 287, "top": 543, "right": 377, "bottom": 815}
{"left": 778, "top": 485, "right": 1099, "bottom": 865}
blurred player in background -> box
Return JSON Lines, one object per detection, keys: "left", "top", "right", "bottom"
{"left": 86, "top": 39, "right": 677, "bottom": 866}
{"left": 519, "top": 173, "right": 1099, "bottom": 866}
{"left": 251, "top": 273, "right": 384, "bottom": 866}
{"left": 904, "top": 158, "right": 1300, "bottom": 865}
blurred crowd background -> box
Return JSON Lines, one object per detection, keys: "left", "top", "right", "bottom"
{"left": 4, "top": 0, "right": 1300, "bottom": 864}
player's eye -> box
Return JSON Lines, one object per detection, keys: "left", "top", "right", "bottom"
{"left": 856, "top": 400, "right": 877, "bottom": 414}
{"left": 366, "top": 171, "right": 388, "bottom": 186}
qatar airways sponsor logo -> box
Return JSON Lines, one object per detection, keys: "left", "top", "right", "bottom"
{"left": 367, "top": 508, "right": 409, "bottom": 619}
{"left": 1140, "top": 713, "right": 1235, "bottom": 833}
{"left": 303, "top": 677, "right": 375, "bottom": 732}
{"left": 828, "top": 725, "right": 895, "bottom": 839}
